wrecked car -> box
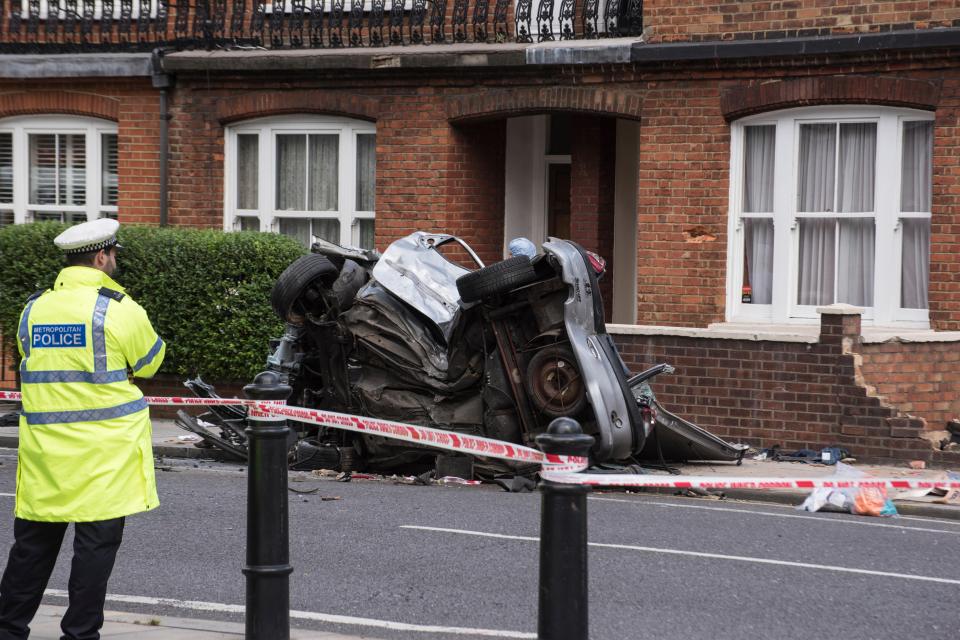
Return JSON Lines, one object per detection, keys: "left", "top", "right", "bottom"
{"left": 177, "top": 232, "right": 746, "bottom": 476}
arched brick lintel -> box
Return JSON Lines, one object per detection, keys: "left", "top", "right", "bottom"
{"left": 721, "top": 76, "right": 941, "bottom": 121}
{"left": 446, "top": 87, "right": 643, "bottom": 123}
{"left": 216, "top": 91, "right": 380, "bottom": 123}
{"left": 0, "top": 91, "right": 119, "bottom": 121}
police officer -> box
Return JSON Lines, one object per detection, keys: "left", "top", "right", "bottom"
{"left": 0, "top": 218, "right": 165, "bottom": 640}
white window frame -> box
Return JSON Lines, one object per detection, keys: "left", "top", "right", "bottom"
{"left": 726, "top": 105, "right": 934, "bottom": 328}
{"left": 0, "top": 115, "right": 118, "bottom": 225}
{"left": 224, "top": 114, "right": 376, "bottom": 248}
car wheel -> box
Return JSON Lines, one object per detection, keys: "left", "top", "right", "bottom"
{"left": 271, "top": 254, "right": 339, "bottom": 323}
{"left": 456, "top": 256, "right": 538, "bottom": 303}
{"left": 524, "top": 345, "right": 587, "bottom": 419}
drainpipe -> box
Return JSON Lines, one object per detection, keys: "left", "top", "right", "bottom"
{"left": 152, "top": 49, "right": 173, "bottom": 227}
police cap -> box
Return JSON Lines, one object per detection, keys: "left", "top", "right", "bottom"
{"left": 54, "top": 218, "right": 122, "bottom": 254}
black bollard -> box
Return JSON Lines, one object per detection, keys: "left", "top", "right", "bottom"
{"left": 536, "top": 417, "right": 594, "bottom": 640}
{"left": 243, "top": 371, "right": 293, "bottom": 640}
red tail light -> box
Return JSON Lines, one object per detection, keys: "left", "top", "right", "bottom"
{"left": 586, "top": 251, "right": 606, "bottom": 275}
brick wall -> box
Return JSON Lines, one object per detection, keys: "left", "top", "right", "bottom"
{"left": 636, "top": 82, "right": 729, "bottom": 327}
{"left": 612, "top": 311, "right": 960, "bottom": 466}
{"left": 644, "top": 0, "right": 960, "bottom": 43}
{"left": 443, "top": 119, "right": 506, "bottom": 265}
{"left": 0, "top": 336, "right": 15, "bottom": 388}
{"left": 930, "top": 74, "right": 960, "bottom": 331}
{"left": 860, "top": 341, "right": 960, "bottom": 432}
{"left": 570, "top": 115, "right": 616, "bottom": 319}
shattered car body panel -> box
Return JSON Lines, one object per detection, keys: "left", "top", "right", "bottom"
{"left": 371, "top": 232, "right": 481, "bottom": 344}
{"left": 178, "top": 232, "right": 747, "bottom": 473}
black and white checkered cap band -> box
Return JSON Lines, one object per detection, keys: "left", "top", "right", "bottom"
{"left": 62, "top": 238, "right": 118, "bottom": 254}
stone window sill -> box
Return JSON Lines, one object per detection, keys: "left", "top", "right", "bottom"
{"left": 605, "top": 322, "right": 960, "bottom": 345}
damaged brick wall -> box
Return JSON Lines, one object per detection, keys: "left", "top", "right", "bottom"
{"left": 643, "top": 0, "right": 960, "bottom": 43}
{"left": 859, "top": 341, "right": 960, "bottom": 433}
{"left": 611, "top": 310, "right": 960, "bottom": 466}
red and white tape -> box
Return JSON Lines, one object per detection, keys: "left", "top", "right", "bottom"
{"left": 8, "top": 389, "right": 954, "bottom": 489}
{"left": 0, "top": 390, "right": 587, "bottom": 471}
{"left": 539, "top": 472, "right": 960, "bottom": 491}
{"left": 251, "top": 403, "right": 588, "bottom": 472}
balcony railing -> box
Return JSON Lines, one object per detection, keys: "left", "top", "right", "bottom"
{"left": 0, "top": 0, "right": 642, "bottom": 52}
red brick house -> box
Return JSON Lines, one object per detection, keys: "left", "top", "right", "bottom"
{"left": 2, "top": 0, "right": 959, "bottom": 464}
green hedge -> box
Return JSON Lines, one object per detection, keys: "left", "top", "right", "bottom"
{"left": 0, "top": 223, "right": 306, "bottom": 381}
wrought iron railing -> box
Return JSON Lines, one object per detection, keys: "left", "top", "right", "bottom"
{"left": 0, "top": 0, "right": 642, "bottom": 51}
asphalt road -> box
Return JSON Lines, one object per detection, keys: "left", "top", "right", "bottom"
{"left": 0, "top": 451, "right": 958, "bottom": 640}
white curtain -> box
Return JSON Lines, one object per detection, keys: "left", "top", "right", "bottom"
{"left": 838, "top": 123, "right": 876, "bottom": 213}
{"left": 744, "top": 125, "right": 775, "bottom": 213}
{"left": 276, "top": 135, "right": 306, "bottom": 210}
{"left": 837, "top": 218, "right": 875, "bottom": 306}
{"left": 278, "top": 218, "right": 311, "bottom": 247}
{"left": 744, "top": 218, "right": 774, "bottom": 304}
{"left": 798, "top": 124, "right": 835, "bottom": 212}
{"left": 308, "top": 134, "right": 338, "bottom": 211}
{"left": 798, "top": 218, "right": 835, "bottom": 305}
{"left": 901, "top": 121, "right": 933, "bottom": 212}
{"left": 356, "top": 134, "right": 376, "bottom": 212}
{"left": 236, "top": 134, "right": 259, "bottom": 210}
{"left": 901, "top": 219, "right": 930, "bottom": 309}
{"left": 356, "top": 218, "right": 375, "bottom": 249}
{"left": 312, "top": 218, "right": 340, "bottom": 244}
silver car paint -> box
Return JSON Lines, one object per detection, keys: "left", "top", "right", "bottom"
{"left": 371, "top": 232, "right": 482, "bottom": 344}
{"left": 542, "top": 238, "right": 635, "bottom": 461}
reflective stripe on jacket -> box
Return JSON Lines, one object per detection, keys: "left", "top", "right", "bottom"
{"left": 15, "top": 266, "right": 166, "bottom": 522}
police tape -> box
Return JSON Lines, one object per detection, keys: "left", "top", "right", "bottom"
{"left": 0, "top": 390, "right": 587, "bottom": 471}
{"left": 249, "top": 402, "right": 588, "bottom": 472}
{"left": 538, "top": 472, "right": 960, "bottom": 491}
{"left": 7, "top": 389, "right": 956, "bottom": 487}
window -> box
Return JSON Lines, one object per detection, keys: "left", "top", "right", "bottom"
{"left": 727, "top": 107, "right": 933, "bottom": 327}
{"left": 0, "top": 116, "right": 118, "bottom": 226}
{"left": 226, "top": 115, "right": 376, "bottom": 249}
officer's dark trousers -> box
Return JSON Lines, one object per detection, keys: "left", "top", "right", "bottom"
{"left": 0, "top": 517, "right": 124, "bottom": 640}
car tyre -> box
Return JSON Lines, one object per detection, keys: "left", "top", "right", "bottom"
{"left": 456, "top": 256, "right": 537, "bottom": 303}
{"left": 271, "top": 254, "right": 339, "bottom": 323}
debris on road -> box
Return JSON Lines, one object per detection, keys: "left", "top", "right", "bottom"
{"left": 753, "top": 445, "right": 853, "bottom": 465}
{"left": 798, "top": 462, "right": 898, "bottom": 517}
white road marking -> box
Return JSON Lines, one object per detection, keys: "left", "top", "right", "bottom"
{"left": 43, "top": 589, "right": 535, "bottom": 638}
{"left": 616, "top": 492, "right": 960, "bottom": 528}
{"left": 0, "top": 493, "right": 13, "bottom": 497}
{"left": 401, "top": 525, "right": 960, "bottom": 587}
{"left": 589, "top": 496, "right": 960, "bottom": 535}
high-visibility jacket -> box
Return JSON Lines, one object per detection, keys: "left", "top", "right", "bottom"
{"left": 15, "top": 266, "right": 166, "bottom": 522}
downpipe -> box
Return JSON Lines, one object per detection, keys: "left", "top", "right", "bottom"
{"left": 151, "top": 49, "right": 172, "bottom": 227}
